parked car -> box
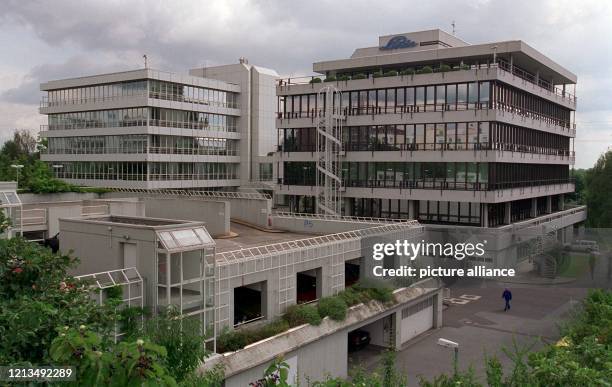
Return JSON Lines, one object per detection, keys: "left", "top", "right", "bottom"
{"left": 348, "top": 329, "right": 371, "bottom": 351}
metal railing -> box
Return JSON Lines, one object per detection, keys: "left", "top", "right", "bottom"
{"left": 273, "top": 211, "right": 420, "bottom": 225}
{"left": 277, "top": 62, "right": 575, "bottom": 102}
{"left": 110, "top": 188, "right": 272, "bottom": 200}
{"left": 41, "top": 121, "right": 237, "bottom": 133}
{"left": 18, "top": 208, "right": 47, "bottom": 227}
{"left": 216, "top": 222, "right": 424, "bottom": 264}
{"left": 41, "top": 92, "right": 239, "bottom": 109}
{"left": 280, "top": 142, "right": 574, "bottom": 157}
{"left": 44, "top": 146, "right": 239, "bottom": 156}
{"left": 511, "top": 205, "right": 587, "bottom": 232}
{"left": 279, "top": 178, "right": 574, "bottom": 191}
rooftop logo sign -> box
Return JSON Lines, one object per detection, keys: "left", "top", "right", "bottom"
{"left": 381, "top": 36, "right": 418, "bottom": 50}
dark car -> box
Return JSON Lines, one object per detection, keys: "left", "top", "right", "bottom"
{"left": 348, "top": 329, "right": 371, "bottom": 351}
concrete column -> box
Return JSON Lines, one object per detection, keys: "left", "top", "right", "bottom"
{"left": 546, "top": 196, "right": 552, "bottom": 214}
{"left": 482, "top": 203, "right": 489, "bottom": 227}
{"left": 408, "top": 200, "right": 415, "bottom": 220}
{"left": 433, "top": 292, "right": 443, "bottom": 328}
{"left": 504, "top": 202, "right": 511, "bottom": 225}
{"left": 393, "top": 311, "right": 403, "bottom": 350}
{"left": 343, "top": 198, "right": 352, "bottom": 217}
{"left": 531, "top": 198, "right": 538, "bottom": 218}
{"left": 559, "top": 194, "right": 565, "bottom": 210}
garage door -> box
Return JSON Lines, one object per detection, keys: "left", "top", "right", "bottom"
{"left": 400, "top": 297, "right": 434, "bottom": 344}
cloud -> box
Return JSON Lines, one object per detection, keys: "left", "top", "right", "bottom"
{"left": 0, "top": 0, "right": 611, "bottom": 168}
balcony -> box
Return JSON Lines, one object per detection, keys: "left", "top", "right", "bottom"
{"left": 40, "top": 120, "right": 237, "bottom": 133}
{"left": 277, "top": 62, "right": 576, "bottom": 104}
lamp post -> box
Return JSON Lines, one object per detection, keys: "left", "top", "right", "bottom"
{"left": 437, "top": 338, "right": 459, "bottom": 376}
{"left": 10, "top": 164, "right": 24, "bottom": 187}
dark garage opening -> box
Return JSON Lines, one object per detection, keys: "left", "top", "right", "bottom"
{"left": 297, "top": 268, "right": 321, "bottom": 304}
{"left": 345, "top": 258, "right": 361, "bottom": 287}
{"left": 234, "top": 281, "right": 266, "bottom": 326}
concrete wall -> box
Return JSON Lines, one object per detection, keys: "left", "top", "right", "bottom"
{"left": 142, "top": 198, "right": 230, "bottom": 237}
{"left": 19, "top": 192, "right": 99, "bottom": 204}
{"left": 224, "top": 329, "right": 348, "bottom": 386}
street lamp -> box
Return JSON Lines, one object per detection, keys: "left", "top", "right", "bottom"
{"left": 437, "top": 338, "right": 459, "bottom": 376}
{"left": 10, "top": 164, "right": 24, "bottom": 187}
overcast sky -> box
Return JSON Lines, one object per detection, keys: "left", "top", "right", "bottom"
{"left": 1, "top": 0, "right": 611, "bottom": 168}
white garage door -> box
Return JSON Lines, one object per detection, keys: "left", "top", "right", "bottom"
{"left": 400, "top": 297, "right": 434, "bottom": 344}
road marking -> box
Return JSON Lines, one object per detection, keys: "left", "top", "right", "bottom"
{"left": 445, "top": 298, "right": 470, "bottom": 305}
{"left": 460, "top": 294, "right": 482, "bottom": 300}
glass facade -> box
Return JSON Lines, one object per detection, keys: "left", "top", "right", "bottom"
{"left": 51, "top": 162, "right": 239, "bottom": 181}
{"left": 44, "top": 79, "right": 238, "bottom": 109}
{"left": 47, "top": 108, "right": 237, "bottom": 132}
{"left": 282, "top": 161, "right": 570, "bottom": 191}
{"left": 46, "top": 135, "right": 239, "bottom": 156}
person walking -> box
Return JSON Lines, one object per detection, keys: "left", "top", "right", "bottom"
{"left": 502, "top": 288, "right": 512, "bottom": 311}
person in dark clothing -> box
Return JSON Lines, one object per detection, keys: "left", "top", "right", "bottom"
{"left": 502, "top": 288, "right": 512, "bottom": 311}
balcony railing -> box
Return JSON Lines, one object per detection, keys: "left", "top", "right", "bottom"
{"left": 277, "top": 103, "right": 574, "bottom": 131}
{"left": 41, "top": 120, "right": 237, "bottom": 133}
{"left": 43, "top": 146, "right": 239, "bottom": 156}
{"left": 40, "top": 92, "right": 239, "bottom": 109}
{"left": 277, "top": 62, "right": 575, "bottom": 103}
{"left": 278, "top": 177, "right": 574, "bottom": 192}
{"left": 279, "top": 142, "right": 574, "bottom": 158}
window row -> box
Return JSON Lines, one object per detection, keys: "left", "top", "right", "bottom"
{"left": 46, "top": 135, "right": 239, "bottom": 156}
{"left": 282, "top": 162, "right": 571, "bottom": 191}
{"left": 280, "top": 81, "right": 491, "bottom": 118}
{"left": 51, "top": 162, "right": 239, "bottom": 181}
{"left": 45, "top": 80, "right": 238, "bottom": 108}
{"left": 280, "top": 122, "right": 571, "bottom": 155}
{"left": 47, "top": 108, "right": 237, "bottom": 132}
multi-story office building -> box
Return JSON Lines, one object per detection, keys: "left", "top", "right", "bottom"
{"left": 40, "top": 59, "right": 277, "bottom": 189}
{"left": 274, "top": 29, "right": 578, "bottom": 229}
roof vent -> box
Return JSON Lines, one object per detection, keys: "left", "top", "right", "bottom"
{"left": 239, "top": 57, "right": 249, "bottom": 64}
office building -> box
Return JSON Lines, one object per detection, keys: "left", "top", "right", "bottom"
{"left": 40, "top": 59, "right": 277, "bottom": 189}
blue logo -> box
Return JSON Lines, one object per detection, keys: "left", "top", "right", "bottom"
{"left": 381, "top": 36, "right": 418, "bottom": 50}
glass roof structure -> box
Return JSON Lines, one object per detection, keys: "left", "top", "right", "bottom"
{"left": 156, "top": 226, "right": 215, "bottom": 251}
{"left": 0, "top": 190, "right": 21, "bottom": 208}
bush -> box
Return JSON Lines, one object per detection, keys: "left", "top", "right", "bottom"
{"left": 383, "top": 70, "right": 398, "bottom": 77}
{"left": 352, "top": 73, "right": 367, "bottom": 80}
{"left": 337, "top": 74, "right": 350, "bottom": 81}
{"left": 283, "top": 304, "right": 322, "bottom": 326}
{"left": 338, "top": 287, "right": 368, "bottom": 306}
{"left": 400, "top": 68, "right": 415, "bottom": 76}
{"left": 363, "top": 286, "right": 394, "bottom": 303}
{"left": 416, "top": 66, "right": 433, "bottom": 74}
{"left": 323, "top": 76, "right": 336, "bottom": 82}
{"left": 437, "top": 64, "right": 452, "bottom": 72}
{"left": 372, "top": 71, "right": 384, "bottom": 78}
{"left": 317, "top": 296, "right": 347, "bottom": 321}
{"left": 216, "top": 328, "right": 248, "bottom": 353}
{"left": 309, "top": 77, "right": 322, "bottom": 84}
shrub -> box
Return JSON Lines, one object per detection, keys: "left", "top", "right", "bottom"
{"left": 372, "top": 71, "right": 384, "bottom": 78}
{"left": 337, "top": 74, "right": 350, "bottom": 81}
{"left": 317, "top": 296, "right": 347, "bottom": 321}
{"left": 323, "top": 76, "right": 336, "bottom": 82}
{"left": 363, "top": 286, "right": 394, "bottom": 303}
{"left": 283, "top": 304, "right": 322, "bottom": 326}
{"left": 438, "top": 64, "right": 452, "bottom": 72}
{"left": 309, "top": 77, "right": 322, "bottom": 84}
{"left": 383, "top": 70, "right": 398, "bottom": 77}
{"left": 400, "top": 68, "right": 415, "bottom": 76}
{"left": 352, "top": 73, "right": 367, "bottom": 80}
{"left": 216, "top": 327, "right": 248, "bottom": 353}
{"left": 252, "top": 319, "right": 290, "bottom": 342}
{"left": 416, "top": 66, "right": 433, "bottom": 74}
{"left": 338, "top": 287, "right": 368, "bottom": 306}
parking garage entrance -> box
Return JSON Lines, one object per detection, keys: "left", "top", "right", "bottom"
{"left": 234, "top": 281, "right": 266, "bottom": 326}
{"left": 297, "top": 268, "right": 321, "bottom": 304}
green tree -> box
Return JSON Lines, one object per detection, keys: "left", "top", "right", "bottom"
{"left": 585, "top": 150, "right": 612, "bottom": 227}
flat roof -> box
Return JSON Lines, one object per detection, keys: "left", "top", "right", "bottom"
{"left": 313, "top": 33, "right": 576, "bottom": 84}
{"left": 213, "top": 222, "right": 316, "bottom": 253}
{"left": 61, "top": 214, "right": 205, "bottom": 230}
{"left": 40, "top": 68, "right": 241, "bottom": 93}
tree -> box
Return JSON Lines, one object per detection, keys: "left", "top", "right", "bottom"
{"left": 585, "top": 150, "right": 612, "bottom": 227}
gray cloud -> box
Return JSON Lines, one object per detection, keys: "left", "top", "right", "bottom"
{"left": 0, "top": 0, "right": 611, "bottom": 168}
